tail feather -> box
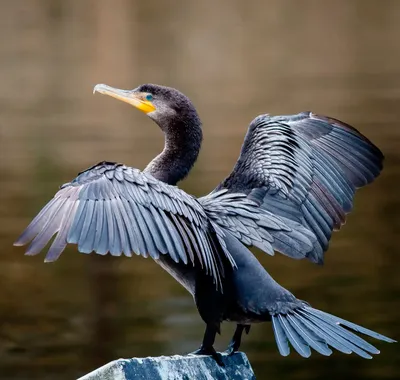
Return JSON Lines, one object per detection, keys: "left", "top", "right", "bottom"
{"left": 271, "top": 306, "right": 395, "bottom": 358}
{"left": 303, "top": 309, "right": 380, "bottom": 354}
{"left": 298, "top": 310, "right": 374, "bottom": 359}
{"left": 294, "top": 311, "right": 352, "bottom": 354}
{"left": 309, "top": 308, "right": 395, "bottom": 343}
{"left": 286, "top": 314, "right": 332, "bottom": 356}
{"left": 272, "top": 315, "right": 290, "bottom": 356}
{"left": 278, "top": 314, "right": 311, "bottom": 358}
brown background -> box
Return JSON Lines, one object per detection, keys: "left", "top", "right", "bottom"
{"left": 0, "top": 0, "right": 399, "bottom": 378}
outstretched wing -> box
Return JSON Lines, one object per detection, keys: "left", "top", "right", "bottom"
{"left": 199, "top": 189, "right": 318, "bottom": 260}
{"left": 215, "top": 112, "right": 383, "bottom": 263}
{"left": 15, "top": 162, "right": 235, "bottom": 289}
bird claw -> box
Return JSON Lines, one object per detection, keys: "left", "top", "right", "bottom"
{"left": 190, "top": 346, "right": 224, "bottom": 366}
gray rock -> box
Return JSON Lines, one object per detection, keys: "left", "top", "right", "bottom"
{"left": 78, "top": 352, "right": 256, "bottom": 380}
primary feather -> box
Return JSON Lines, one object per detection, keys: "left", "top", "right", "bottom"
{"left": 216, "top": 112, "right": 384, "bottom": 263}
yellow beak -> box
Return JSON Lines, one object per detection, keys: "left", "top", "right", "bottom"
{"left": 93, "top": 84, "right": 156, "bottom": 113}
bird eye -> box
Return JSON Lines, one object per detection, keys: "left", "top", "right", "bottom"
{"left": 146, "top": 94, "right": 153, "bottom": 101}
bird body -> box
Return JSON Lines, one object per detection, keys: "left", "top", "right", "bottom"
{"left": 14, "top": 83, "right": 395, "bottom": 362}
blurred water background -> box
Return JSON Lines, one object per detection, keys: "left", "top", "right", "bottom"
{"left": 0, "top": 0, "right": 399, "bottom": 379}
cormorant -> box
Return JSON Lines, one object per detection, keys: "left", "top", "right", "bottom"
{"left": 14, "top": 83, "right": 395, "bottom": 363}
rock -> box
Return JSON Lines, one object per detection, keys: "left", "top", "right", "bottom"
{"left": 78, "top": 352, "right": 256, "bottom": 380}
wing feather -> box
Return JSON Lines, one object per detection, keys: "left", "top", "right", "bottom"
{"left": 14, "top": 162, "right": 234, "bottom": 290}
{"left": 79, "top": 199, "right": 96, "bottom": 254}
{"left": 213, "top": 112, "right": 383, "bottom": 263}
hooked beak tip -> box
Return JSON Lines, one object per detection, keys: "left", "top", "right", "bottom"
{"left": 93, "top": 84, "right": 107, "bottom": 95}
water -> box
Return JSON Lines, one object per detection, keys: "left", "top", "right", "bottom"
{"left": 0, "top": 1, "right": 399, "bottom": 378}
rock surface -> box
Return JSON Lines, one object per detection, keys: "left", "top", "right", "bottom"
{"left": 78, "top": 352, "right": 255, "bottom": 380}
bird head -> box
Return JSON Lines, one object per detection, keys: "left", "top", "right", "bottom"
{"left": 93, "top": 83, "right": 200, "bottom": 132}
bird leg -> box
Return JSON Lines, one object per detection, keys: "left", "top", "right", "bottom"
{"left": 225, "top": 324, "right": 251, "bottom": 355}
{"left": 190, "top": 324, "right": 223, "bottom": 366}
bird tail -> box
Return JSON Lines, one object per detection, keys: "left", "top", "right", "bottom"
{"left": 271, "top": 306, "right": 395, "bottom": 359}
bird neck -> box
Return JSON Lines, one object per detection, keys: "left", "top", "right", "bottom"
{"left": 145, "top": 120, "right": 202, "bottom": 186}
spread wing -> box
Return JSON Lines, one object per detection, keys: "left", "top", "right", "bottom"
{"left": 215, "top": 112, "right": 384, "bottom": 263}
{"left": 14, "top": 162, "right": 235, "bottom": 289}
{"left": 199, "top": 189, "right": 318, "bottom": 260}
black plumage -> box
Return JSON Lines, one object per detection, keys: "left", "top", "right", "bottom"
{"left": 14, "top": 83, "right": 395, "bottom": 362}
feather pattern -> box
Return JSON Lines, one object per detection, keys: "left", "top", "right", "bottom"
{"left": 216, "top": 112, "right": 384, "bottom": 263}
{"left": 14, "top": 161, "right": 236, "bottom": 291}
{"left": 272, "top": 315, "right": 290, "bottom": 356}
{"left": 269, "top": 305, "right": 395, "bottom": 358}
{"left": 200, "top": 189, "right": 318, "bottom": 260}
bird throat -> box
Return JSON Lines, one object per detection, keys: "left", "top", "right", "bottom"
{"left": 144, "top": 121, "right": 202, "bottom": 186}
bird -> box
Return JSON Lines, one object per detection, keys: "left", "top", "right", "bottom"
{"left": 14, "top": 83, "right": 395, "bottom": 364}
